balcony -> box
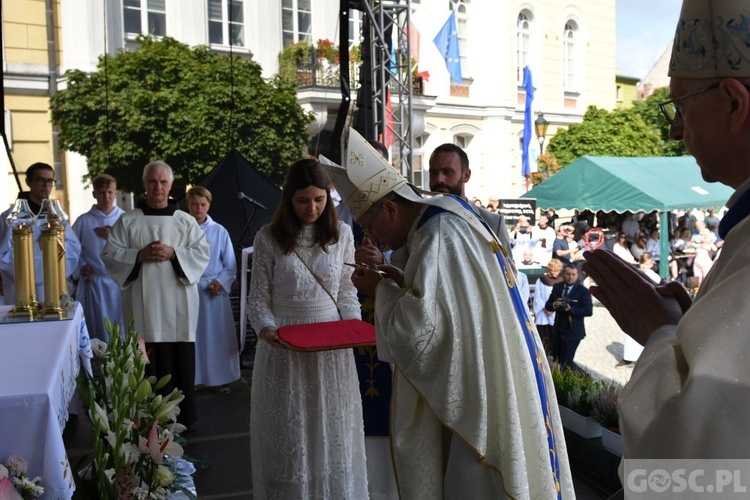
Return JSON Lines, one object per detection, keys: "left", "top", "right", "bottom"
{"left": 292, "top": 49, "right": 425, "bottom": 96}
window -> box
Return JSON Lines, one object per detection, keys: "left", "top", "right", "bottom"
{"left": 516, "top": 10, "right": 532, "bottom": 84}
{"left": 450, "top": 0, "right": 469, "bottom": 76}
{"left": 563, "top": 20, "right": 578, "bottom": 90}
{"left": 454, "top": 134, "right": 471, "bottom": 150}
{"left": 208, "top": 0, "right": 245, "bottom": 46}
{"left": 348, "top": 9, "right": 363, "bottom": 49}
{"left": 124, "top": 0, "right": 166, "bottom": 37}
{"left": 413, "top": 135, "right": 428, "bottom": 190}
{"left": 282, "top": 0, "right": 312, "bottom": 47}
{"left": 616, "top": 85, "right": 623, "bottom": 102}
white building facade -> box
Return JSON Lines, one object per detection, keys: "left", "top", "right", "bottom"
{"left": 4, "top": 0, "right": 616, "bottom": 218}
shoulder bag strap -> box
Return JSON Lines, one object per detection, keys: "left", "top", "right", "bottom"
{"left": 293, "top": 248, "right": 341, "bottom": 318}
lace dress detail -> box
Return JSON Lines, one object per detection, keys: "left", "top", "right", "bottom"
{"left": 249, "top": 222, "right": 367, "bottom": 499}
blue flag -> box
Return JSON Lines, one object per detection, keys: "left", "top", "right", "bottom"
{"left": 433, "top": 12, "right": 462, "bottom": 83}
{"left": 521, "top": 66, "right": 535, "bottom": 177}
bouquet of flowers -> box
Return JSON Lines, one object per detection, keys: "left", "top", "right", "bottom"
{"left": 78, "top": 319, "right": 195, "bottom": 499}
{"left": 0, "top": 455, "right": 44, "bottom": 499}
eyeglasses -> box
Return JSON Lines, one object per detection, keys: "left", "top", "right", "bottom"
{"left": 359, "top": 202, "right": 383, "bottom": 236}
{"left": 658, "top": 83, "right": 720, "bottom": 125}
{"left": 32, "top": 177, "right": 55, "bottom": 186}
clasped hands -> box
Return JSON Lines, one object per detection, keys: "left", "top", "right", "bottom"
{"left": 582, "top": 249, "right": 692, "bottom": 346}
{"left": 94, "top": 225, "right": 112, "bottom": 240}
{"left": 138, "top": 240, "right": 175, "bottom": 263}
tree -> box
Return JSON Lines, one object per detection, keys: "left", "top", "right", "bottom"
{"left": 547, "top": 106, "right": 662, "bottom": 167}
{"left": 50, "top": 36, "right": 313, "bottom": 193}
{"left": 630, "top": 87, "right": 689, "bottom": 157}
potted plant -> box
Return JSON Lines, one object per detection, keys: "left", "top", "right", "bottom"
{"left": 551, "top": 364, "right": 602, "bottom": 439}
{"left": 277, "top": 41, "right": 312, "bottom": 85}
{"left": 592, "top": 382, "right": 622, "bottom": 456}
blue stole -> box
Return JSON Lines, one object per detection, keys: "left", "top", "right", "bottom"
{"left": 719, "top": 187, "right": 750, "bottom": 239}
{"left": 417, "top": 196, "right": 562, "bottom": 498}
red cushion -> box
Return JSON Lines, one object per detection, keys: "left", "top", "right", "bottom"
{"left": 277, "top": 319, "right": 376, "bottom": 351}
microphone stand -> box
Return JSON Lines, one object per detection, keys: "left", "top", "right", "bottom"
{"left": 236, "top": 203, "right": 258, "bottom": 254}
{"left": 236, "top": 197, "right": 263, "bottom": 366}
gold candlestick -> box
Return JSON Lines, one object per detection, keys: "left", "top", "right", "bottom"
{"left": 40, "top": 220, "right": 65, "bottom": 319}
{"left": 9, "top": 224, "right": 36, "bottom": 319}
{"left": 6, "top": 199, "right": 37, "bottom": 319}
{"left": 51, "top": 199, "right": 69, "bottom": 300}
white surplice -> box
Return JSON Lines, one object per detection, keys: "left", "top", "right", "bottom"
{"left": 71, "top": 205, "right": 125, "bottom": 340}
{"left": 374, "top": 197, "right": 574, "bottom": 500}
{"left": 101, "top": 209, "right": 209, "bottom": 342}
{"left": 0, "top": 205, "right": 81, "bottom": 305}
{"left": 194, "top": 215, "right": 240, "bottom": 387}
{"left": 248, "top": 222, "right": 368, "bottom": 500}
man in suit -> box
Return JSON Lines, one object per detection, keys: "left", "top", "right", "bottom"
{"left": 544, "top": 264, "right": 593, "bottom": 370}
{"left": 428, "top": 143, "right": 516, "bottom": 271}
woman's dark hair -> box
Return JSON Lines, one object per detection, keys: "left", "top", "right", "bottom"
{"left": 269, "top": 158, "right": 339, "bottom": 254}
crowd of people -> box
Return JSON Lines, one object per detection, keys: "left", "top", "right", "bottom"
{"left": 505, "top": 207, "right": 723, "bottom": 290}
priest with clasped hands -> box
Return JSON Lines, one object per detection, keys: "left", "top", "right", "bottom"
{"left": 584, "top": 0, "right": 750, "bottom": 460}
{"left": 102, "top": 161, "right": 210, "bottom": 429}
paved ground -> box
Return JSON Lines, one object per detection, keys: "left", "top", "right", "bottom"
{"left": 574, "top": 301, "right": 635, "bottom": 387}
{"left": 65, "top": 304, "right": 631, "bottom": 499}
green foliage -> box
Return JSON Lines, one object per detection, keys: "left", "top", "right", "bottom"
{"left": 551, "top": 363, "right": 601, "bottom": 416}
{"left": 547, "top": 106, "right": 662, "bottom": 167}
{"left": 630, "top": 87, "right": 690, "bottom": 157}
{"left": 78, "top": 318, "right": 192, "bottom": 498}
{"left": 277, "top": 41, "right": 312, "bottom": 85}
{"left": 50, "top": 36, "right": 313, "bottom": 193}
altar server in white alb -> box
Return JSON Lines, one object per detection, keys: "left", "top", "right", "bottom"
{"left": 0, "top": 162, "right": 81, "bottom": 304}
{"left": 322, "top": 129, "right": 574, "bottom": 500}
{"left": 102, "top": 161, "right": 210, "bottom": 427}
{"left": 72, "top": 174, "right": 125, "bottom": 341}
{"left": 584, "top": 0, "right": 750, "bottom": 459}
{"left": 186, "top": 186, "right": 240, "bottom": 395}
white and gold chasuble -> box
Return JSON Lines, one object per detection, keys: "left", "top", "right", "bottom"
{"left": 375, "top": 196, "right": 574, "bottom": 499}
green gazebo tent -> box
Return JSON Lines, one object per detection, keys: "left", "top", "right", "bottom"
{"left": 520, "top": 156, "right": 734, "bottom": 277}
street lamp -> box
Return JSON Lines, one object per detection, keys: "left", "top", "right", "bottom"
{"left": 534, "top": 112, "right": 550, "bottom": 155}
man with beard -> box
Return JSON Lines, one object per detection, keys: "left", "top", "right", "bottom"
{"left": 428, "top": 144, "right": 515, "bottom": 271}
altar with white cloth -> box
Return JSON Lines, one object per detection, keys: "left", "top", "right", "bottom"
{"left": 0, "top": 302, "right": 92, "bottom": 499}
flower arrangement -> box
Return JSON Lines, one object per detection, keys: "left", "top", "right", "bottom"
{"left": 0, "top": 455, "right": 44, "bottom": 499}
{"left": 530, "top": 154, "right": 562, "bottom": 186}
{"left": 77, "top": 319, "right": 195, "bottom": 499}
{"left": 591, "top": 381, "right": 621, "bottom": 432}
{"left": 315, "top": 39, "right": 338, "bottom": 64}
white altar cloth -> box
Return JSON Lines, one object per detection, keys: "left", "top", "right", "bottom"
{"left": 0, "top": 303, "right": 92, "bottom": 499}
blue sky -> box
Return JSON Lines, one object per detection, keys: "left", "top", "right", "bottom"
{"left": 616, "top": 0, "right": 682, "bottom": 78}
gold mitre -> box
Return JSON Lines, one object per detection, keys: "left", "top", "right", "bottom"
{"left": 319, "top": 128, "right": 424, "bottom": 222}
{"left": 670, "top": 0, "right": 750, "bottom": 78}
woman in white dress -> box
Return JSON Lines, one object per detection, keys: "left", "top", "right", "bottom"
{"left": 249, "top": 159, "right": 368, "bottom": 499}
{"left": 613, "top": 232, "right": 636, "bottom": 264}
